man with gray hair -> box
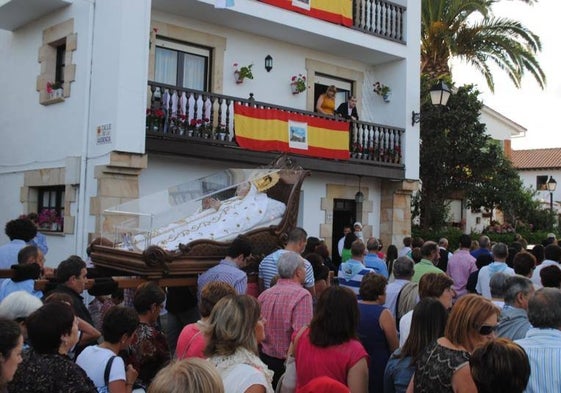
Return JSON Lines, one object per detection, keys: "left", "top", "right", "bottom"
{"left": 515, "top": 288, "right": 561, "bottom": 393}
{"left": 471, "top": 235, "right": 492, "bottom": 259}
{"left": 258, "top": 251, "right": 313, "bottom": 387}
{"left": 497, "top": 275, "right": 534, "bottom": 340}
{"left": 476, "top": 242, "right": 514, "bottom": 299}
{"left": 364, "top": 237, "right": 388, "bottom": 278}
{"left": 384, "top": 256, "right": 415, "bottom": 318}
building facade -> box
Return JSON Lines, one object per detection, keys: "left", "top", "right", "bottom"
{"left": 0, "top": 0, "right": 420, "bottom": 264}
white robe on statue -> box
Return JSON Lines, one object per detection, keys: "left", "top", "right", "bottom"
{"left": 130, "top": 184, "right": 285, "bottom": 251}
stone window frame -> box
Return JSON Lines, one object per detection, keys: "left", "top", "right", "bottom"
{"left": 149, "top": 21, "right": 226, "bottom": 94}
{"left": 37, "top": 19, "right": 77, "bottom": 105}
{"left": 21, "top": 167, "right": 77, "bottom": 235}
{"left": 305, "top": 59, "right": 364, "bottom": 113}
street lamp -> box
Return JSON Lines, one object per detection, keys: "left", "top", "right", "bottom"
{"left": 412, "top": 81, "right": 452, "bottom": 126}
{"left": 547, "top": 176, "right": 557, "bottom": 212}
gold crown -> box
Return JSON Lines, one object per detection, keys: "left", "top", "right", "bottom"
{"left": 252, "top": 172, "right": 280, "bottom": 192}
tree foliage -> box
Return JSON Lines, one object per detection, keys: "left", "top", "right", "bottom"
{"left": 421, "top": 0, "right": 545, "bottom": 91}
{"left": 417, "top": 79, "right": 553, "bottom": 231}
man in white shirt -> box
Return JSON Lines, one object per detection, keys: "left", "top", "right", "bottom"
{"left": 476, "top": 243, "right": 515, "bottom": 299}
{"left": 531, "top": 244, "right": 561, "bottom": 289}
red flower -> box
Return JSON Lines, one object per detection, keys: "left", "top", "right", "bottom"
{"left": 190, "top": 119, "right": 197, "bottom": 126}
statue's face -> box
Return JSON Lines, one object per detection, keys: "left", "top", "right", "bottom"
{"left": 236, "top": 183, "right": 251, "bottom": 198}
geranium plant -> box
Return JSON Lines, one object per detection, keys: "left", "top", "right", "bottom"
{"left": 38, "top": 208, "right": 63, "bottom": 230}
{"left": 373, "top": 82, "right": 391, "bottom": 96}
{"left": 291, "top": 74, "right": 307, "bottom": 94}
{"left": 233, "top": 63, "right": 254, "bottom": 82}
{"left": 46, "top": 81, "right": 63, "bottom": 93}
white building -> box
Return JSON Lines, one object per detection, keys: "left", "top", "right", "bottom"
{"left": 0, "top": 0, "right": 421, "bottom": 265}
{"left": 511, "top": 148, "right": 561, "bottom": 214}
{"left": 446, "top": 105, "right": 527, "bottom": 233}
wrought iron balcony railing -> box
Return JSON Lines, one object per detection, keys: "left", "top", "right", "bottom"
{"left": 146, "top": 81, "right": 404, "bottom": 166}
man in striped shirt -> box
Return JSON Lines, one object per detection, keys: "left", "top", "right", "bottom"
{"left": 337, "top": 240, "right": 375, "bottom": 296}
{"left": 515, "top": 288, "right": 561, "bottom": 393}
{"left": 258, "top": 227, "right": 315, "bottom": 298}
{"left": 258, "top": 251, "right": 313, "bottom": 388}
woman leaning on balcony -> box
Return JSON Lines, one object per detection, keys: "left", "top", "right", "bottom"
{"left": 316, "top": 85, "right": 337, "bottom": 116}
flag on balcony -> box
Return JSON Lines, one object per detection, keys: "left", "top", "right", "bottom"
{"left": 234, "top": 104, "right": 350, "bottom": 160}
{"left": 259, "top": 0, "right": 352, "bottom": 27}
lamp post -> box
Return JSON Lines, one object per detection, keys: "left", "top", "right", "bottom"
{"left": 412, "top": 80, "right": 452, "bottom": 126}
{"left": 547, "top": 176, "right": 557, "bottom": 212}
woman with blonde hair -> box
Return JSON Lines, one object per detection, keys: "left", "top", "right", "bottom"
{"left": 204, "top": 295, "right": 273, "bottom": 393}
{"left": 316, "top": 85, "right": 337, "bottom": 115}
{"left": 407, "top": 294, "right": 500, "bottom": 393}
{"left": 148, "top": 358, "right": 224, "bottom": 393}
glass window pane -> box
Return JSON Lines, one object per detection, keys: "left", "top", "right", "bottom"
{"left": 182, "top": 53, "right": 206, "bottom": 90}
{"left": 155, "top": 47, "right": 178, "bottom": 85}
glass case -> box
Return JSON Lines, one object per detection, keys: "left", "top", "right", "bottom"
{"left": 102, "top": 168, "right": 286, "bottom": 251}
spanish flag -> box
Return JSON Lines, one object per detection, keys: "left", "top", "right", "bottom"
{"left": 234, "top": 104, "right": 350, "bottom": 160}
{"left": 259, "top": 0, "right": 352, "bottom": 27}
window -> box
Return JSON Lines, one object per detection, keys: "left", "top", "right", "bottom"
{"left": 314, "top": 74, "right": 353, "bottom": 113}
{"left": 55, "top": 43, "right": 66, "bottom": 84}
{"left": 37, "top": 186, "right": 65, "bottom": 232}
{"left": 537, "top": 175, "right": 549, "bottom": 191}
{"left": 155, "top": 39, "right": 211, "bottom": 91}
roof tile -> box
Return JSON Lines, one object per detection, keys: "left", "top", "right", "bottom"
{"left": 511, "top": 148, "right": 561, "bottom": 170}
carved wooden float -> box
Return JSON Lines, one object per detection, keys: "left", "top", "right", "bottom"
{"left": 90, "top": 162, "right": 310, "bottom": 280}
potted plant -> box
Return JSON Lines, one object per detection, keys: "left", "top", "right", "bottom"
{"left": 38, "top": 208, "right": 63, "bottom": 231}
{"left": 373, "top": 81, "right": 391, "bottom": 102}
{"left": 46, "top": 81, "right": 63, "bottom": 100}
{"left": 146, "top": 108, "right": 165, "bottom": 132}
{"left": 290, "top": 74, "right": 307, "bottom": 94}
{"left": 233, "top": 63, "right": 253, "bottom": 84}
{"left": 215, "top": 124, "right": 228, "bottom": 140}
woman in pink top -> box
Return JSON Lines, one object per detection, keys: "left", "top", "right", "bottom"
{"left": 293, "top": 286, "right": 369, "bottom": 393}
{"left": 176, "top": 282, "right": 236, "bottom": 359}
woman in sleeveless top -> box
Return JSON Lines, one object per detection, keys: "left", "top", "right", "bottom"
{"left": 316, "top": 85, "right": 337, "bottom": 115}
{"left": 357, "top": 273, "right": 398, "bottom": 393}
{"left": 406, "top": 295, "right": 499, "bottom": 393}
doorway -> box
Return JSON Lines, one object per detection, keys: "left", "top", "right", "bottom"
{"left": 331, "top": 198, "right": 356, "bottom": 267}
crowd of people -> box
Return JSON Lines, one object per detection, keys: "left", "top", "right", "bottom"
{"left": 1, "top": 214, "right": 561, "bottom": 393}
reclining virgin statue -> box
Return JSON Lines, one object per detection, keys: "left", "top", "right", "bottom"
{"left": 110, "top": 169, "right": 287, "bottom": 252}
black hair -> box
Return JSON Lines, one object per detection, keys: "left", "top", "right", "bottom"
{"left": 133, "top": 282, "right": 166, "bottom": 314}
{"left": 5, "top": 219, "right": 37, "bottom": 242}
{"left": 17, "top": 245, "right": 39, "bottom": 265}
{"left": 102, "top": 306, "right": 139, "bottom": 344}
{"left": 56, "top": 255, "right": 87, "bottom": 283}
{"left": 27, "top": 302, "right": 74, "bottom": 354}
{"left": 226, "top": 235, "right": 252, "bottom": 259}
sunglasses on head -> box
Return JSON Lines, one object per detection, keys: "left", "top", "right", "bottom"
{"left": 478, "top": 324, "right": 499, "bottom": 335}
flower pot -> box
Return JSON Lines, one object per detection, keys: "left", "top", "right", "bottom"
{"left": 187, "top": 129, "right": 193, "bottom": 137}
{"left": 50, "top": 222, "right": 59, "bottom": 231}
{"left": 291, "top": 82, "right": 300, "bottom": 95}
{"left": 383, "top": 92, "right": 391, "bottom": 103}
{"left": 49, "top": 88, "right": 63, "bottom": 100}
{"left": 234, "top": 71, "right": 244, "bottom": 84}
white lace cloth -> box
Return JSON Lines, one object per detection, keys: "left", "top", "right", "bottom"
{"left": 209, "top": 348, "right": 274, "bottom": 393}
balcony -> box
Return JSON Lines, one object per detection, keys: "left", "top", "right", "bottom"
{"left": 152, "top": 0, "right": 407, "bottom": 65}
{"left": 145, "top": 82, "right": 405, "bottom": 179}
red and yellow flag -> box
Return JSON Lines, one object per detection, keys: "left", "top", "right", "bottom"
{"left": 259, "top": 0, "right": 352, "bottom": 27}
{"left": 234, "top": 104, "right": 350, "bottom": 160}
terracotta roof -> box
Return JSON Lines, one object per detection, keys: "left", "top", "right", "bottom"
{"left": 511, "top": 148, "right": 561, "bottom": 170}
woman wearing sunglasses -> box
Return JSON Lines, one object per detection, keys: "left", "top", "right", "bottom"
{"left": 406, "top": 294, "right": 499, "bottom": 393}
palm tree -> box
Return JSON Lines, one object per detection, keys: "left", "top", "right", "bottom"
{"left": 421, "top": 0, "right": 545, "bottom": 91}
